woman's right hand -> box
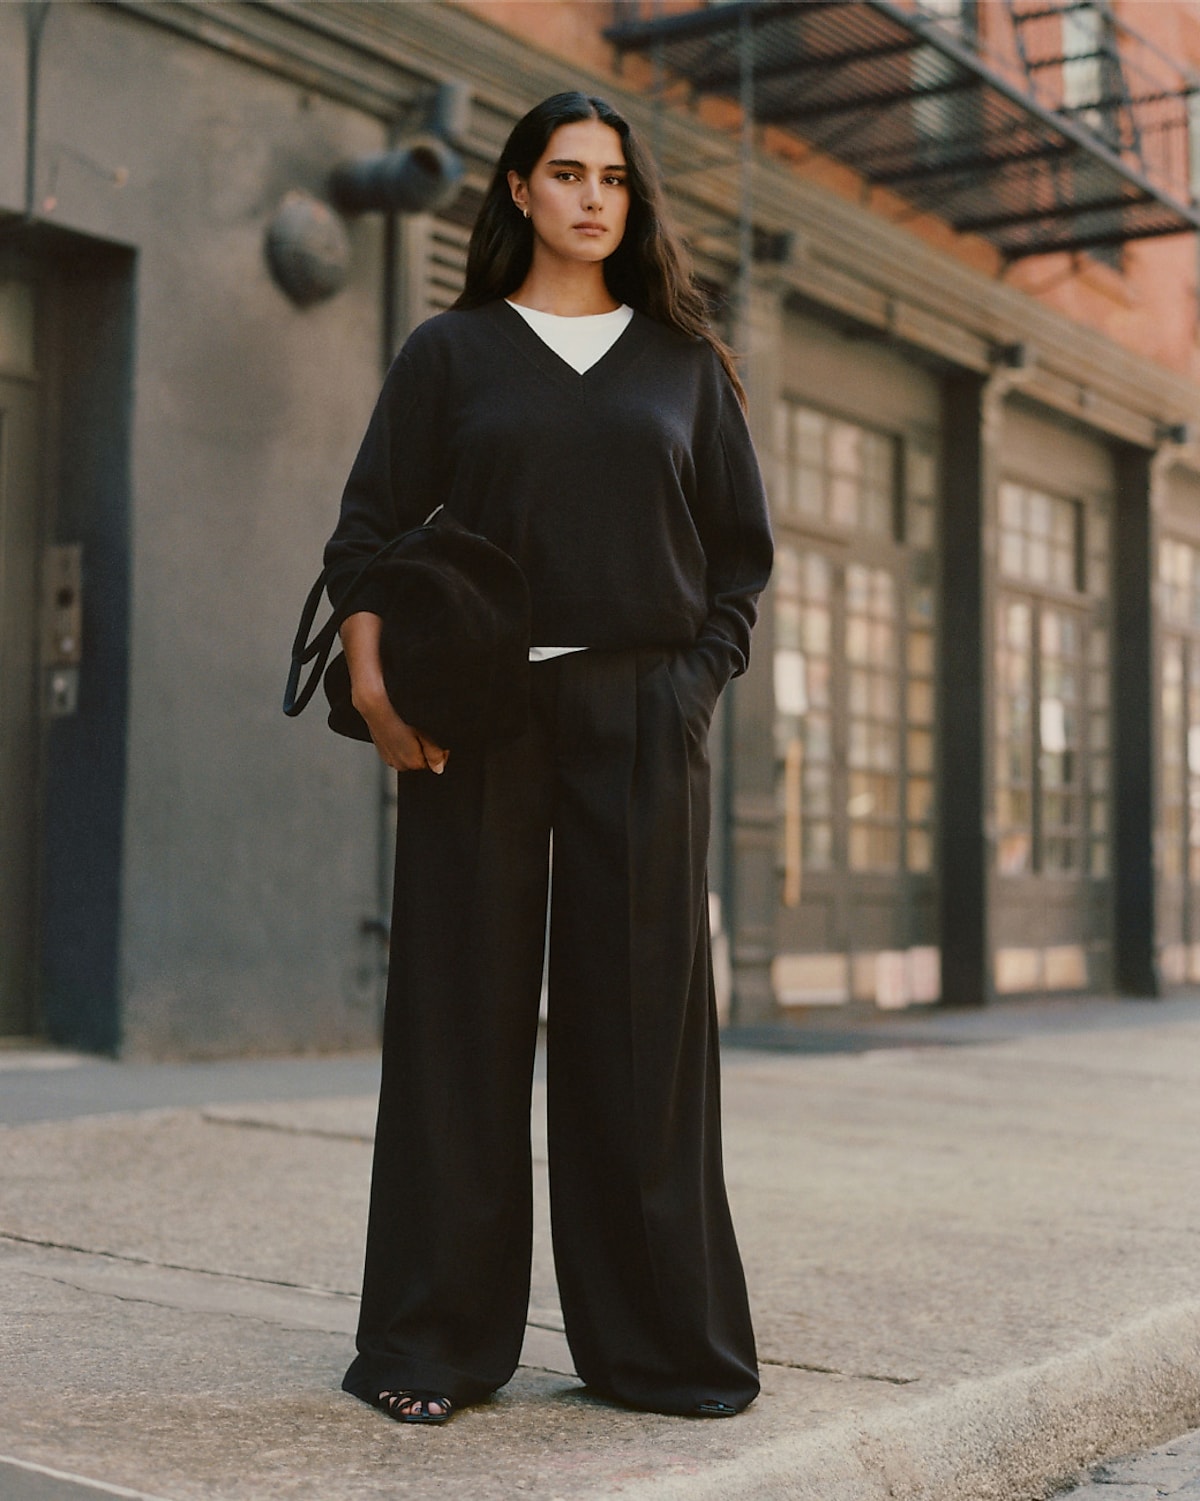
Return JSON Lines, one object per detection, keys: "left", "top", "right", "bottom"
{"left": 339, "top": 610, "right": 449, "bottom": 774}
{"left": 359, "top": 694, "right": 449, "bottom": 775}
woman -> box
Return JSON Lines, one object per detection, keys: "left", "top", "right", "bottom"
{"left": 326, "top": 91, "right": 773, "bottom": 1425}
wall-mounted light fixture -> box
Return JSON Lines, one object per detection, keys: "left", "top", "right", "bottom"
{"left": 265, "top": 190, "right": 351, "bottom": 308}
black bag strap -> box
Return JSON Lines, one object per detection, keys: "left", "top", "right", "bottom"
{"left": 283, "top": 507, "right": 443, "bottom": 718}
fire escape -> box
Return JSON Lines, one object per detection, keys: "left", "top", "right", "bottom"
{"left": 606, "top": 0, "right": 1200, "bottom": 273}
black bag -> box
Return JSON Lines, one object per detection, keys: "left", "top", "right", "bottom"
{"left": 284, "top": 507, "right": 531, "bottom": 749}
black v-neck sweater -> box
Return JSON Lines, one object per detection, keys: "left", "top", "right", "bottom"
{"left": 324, "top": 300, "right": 774, "bottom": 684}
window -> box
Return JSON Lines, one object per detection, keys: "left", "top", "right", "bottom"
{"left": 999, "top": 482, "right": 1081, "bottom": 592}
{"left": 995, "top": 482, "right": 1109, "bottom": 879}
{"left": 774, "top": 546, "right": 834, "bottom": 873}
{"left": 772, "top": 402, "right": 936, "bottom": 884}
{"left": 1159, "top": 536, "right": 1200, "bottom": 886}
{"left": 772, "top": 406, "right": 895, "bottom": 537}
{"left": 846, "top": 563, "right": 900, "bottom": 871}
{"left": 1188, "top": 91, "right": 1200, "bottom": 206}
{"left": 1060, "top": 2, "right": 1125, "bottom": 271}
{"left": 1062, "top": 3, "right": 1105, "bottom": 127}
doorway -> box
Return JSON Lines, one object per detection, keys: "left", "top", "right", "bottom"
{"left": 0, "top": 343, "right": 43, "bottom": 1036}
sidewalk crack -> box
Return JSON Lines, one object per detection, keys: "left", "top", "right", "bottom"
{"left": 0, "top": 1230, "right": 358, "bottom": 1299}
{"left": 37, "top": 1274, "right": 346, "bottom": 1335}
{"left": 760, "top": 1357, "right": 919, "bottom": 1385}
{"left": 199, "top": 1112, "right": 372, "bottom": 1144}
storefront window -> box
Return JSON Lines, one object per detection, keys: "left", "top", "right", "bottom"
{"left": 1158, "top": 536, "right": 1200, "bottom": 889}
{"left": 772, "top": 403, "right": 936, "bottom": 885}
{"left": 773, "top": 404, "right": 895, "bottom": 537}
{"left": 999, "top": 482, "right": 1080, "bottom": 592}
{"left": 846, "top": 563, "right": 899, "bottom": 871}
{"left": 774, "top": 545, "right": 834, "bottom": 873}
{"left": 996, "top": 482, "right": 1108, "bottom": 879}
{"left": 996, "top": 599, "right": 1034, "bottom": 875}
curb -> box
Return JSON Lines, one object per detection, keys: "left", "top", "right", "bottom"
{"left": 615, "top": 1301, "right": 1200, "bottom": 1501}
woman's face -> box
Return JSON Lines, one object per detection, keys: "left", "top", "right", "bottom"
{"left": 508, "top": 119, "right": 630, "bottom": 268}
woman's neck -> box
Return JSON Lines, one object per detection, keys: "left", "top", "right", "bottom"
{"left": 507, "top": 258, "right": 619, "bottom": 317}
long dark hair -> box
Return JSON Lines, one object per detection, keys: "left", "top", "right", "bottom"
{"left": 452, "top": 91, "right": 745, "bottom": 408}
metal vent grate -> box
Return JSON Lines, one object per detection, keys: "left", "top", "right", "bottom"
{"left": 423, "top": 217, "right": 471, "bottom": 316}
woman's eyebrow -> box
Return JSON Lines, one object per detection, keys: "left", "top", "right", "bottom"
{"left": 546, "top": 157, "right": 627, "bottom": 172}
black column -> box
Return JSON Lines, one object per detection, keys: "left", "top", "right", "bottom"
{"left": 1112, "top": 445, "right": 1159, "bottom": 997}
{"left": 938, "top": 374, "right": 992, "bottom": 1007}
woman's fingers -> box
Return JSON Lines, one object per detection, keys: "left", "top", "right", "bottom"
{"left": 363, "top": 704, "right": 450, "bottom": 774}
{"left": 363, "top": 705, "right": 430, "bottom": 772}
{"left": 415, "top": 732, "right": 450, "bottom": 775}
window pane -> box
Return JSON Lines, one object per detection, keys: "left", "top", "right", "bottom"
{"left": 907, "top": 827, "right": 932, "bottom": 872}
{"left": 908, "top": 679, "right": 934, "bottom": 723}
{"left": 999, "top": 485, "right": 1082, "bottom": 594}
{"left": 907, "top": 629, "right": 934, "bottom": 675}
{"left": 907, "top": 777, "right": 933, "bottom": 821}
{"left": 908, "top": 729, "right": 933, "bottom": 773}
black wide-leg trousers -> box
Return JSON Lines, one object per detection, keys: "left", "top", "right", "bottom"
{"left": 342, "top": 647, "right": 759, "bottom": 1415}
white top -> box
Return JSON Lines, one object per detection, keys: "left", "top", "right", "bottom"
{"left": 505, "top": 299, "right": 634, "bottom": 375}
{"left": 507, "top": 301, "right": 634, "bottom": 659}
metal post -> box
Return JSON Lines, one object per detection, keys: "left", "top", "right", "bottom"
{"left": 651, "top": 0, "right": 665, "bottom": 172}
{"left": 737, "top": 5, "right": 754, "bottom": 349}
{"left": 23, "top": 0, "right": 51, "bottom": 221}
{"left": 723, "top": 4, "right": 758, "bottom": 1024}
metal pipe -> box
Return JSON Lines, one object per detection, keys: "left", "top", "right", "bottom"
{"left": 24, "top": 0, "right": 51, "bottom": 221}
{"left": 651, "top": 0, "right": 665, "bottom": 172}
{"left": 737, "top": 4, "right": 754, "bottom": 343}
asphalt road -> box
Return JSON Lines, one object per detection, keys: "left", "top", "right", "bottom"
{"left": 1054, "top": 1425, "right": 1200, "bottom": 1498}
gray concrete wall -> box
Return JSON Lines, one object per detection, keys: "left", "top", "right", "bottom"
{"left": 11, "top": 4, "right": 398, "bottom": 1055}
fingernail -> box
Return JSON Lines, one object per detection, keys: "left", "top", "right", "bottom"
{"left": 431, "top": 762, "right": 444, "bottom": 775}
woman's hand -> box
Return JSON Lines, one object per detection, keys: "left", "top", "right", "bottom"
{"left": 339, "top": 611, "right": 449, "bottom": 774}
{"left": 359, "top": 694, "right": 448, "bottom": 774}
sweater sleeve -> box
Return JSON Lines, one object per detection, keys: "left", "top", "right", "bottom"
{"left": 689, "top": 358, "right": 775, "bottom": 684}
{"left": 322, "top": 343, "right": 442, "bottom": 616}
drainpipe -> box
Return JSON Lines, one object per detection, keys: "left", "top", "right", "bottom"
{"left": 23, "top": 1, "right": 51, "bottom": 221}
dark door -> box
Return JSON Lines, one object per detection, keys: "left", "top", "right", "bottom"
{"left": 0, "top": 359, "right": 43, "bottom": 1035}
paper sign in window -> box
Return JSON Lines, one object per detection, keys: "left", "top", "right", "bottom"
{"left": 774, "top": 649, "right": 808, "bottom": 716}
{"left": 1040, "top": 696, "right": 1067, "bottom": 754}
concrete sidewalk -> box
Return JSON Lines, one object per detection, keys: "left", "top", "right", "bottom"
{"left": 3, "top": 997, "right": 1200, "bottom": 1501}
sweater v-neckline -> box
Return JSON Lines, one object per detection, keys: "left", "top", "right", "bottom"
{"left": 487, "top": 297, "right": 646, "bottom": 390}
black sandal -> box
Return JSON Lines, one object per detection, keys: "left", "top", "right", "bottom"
{"left": 375, "top": 1390, "right": 455, "bottom": 1425}
{"left": 691, "top": 1399, "right": 738, "bottom": 1417}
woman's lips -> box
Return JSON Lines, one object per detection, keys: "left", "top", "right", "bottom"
{"left": 573, "top": 224, "right": 607, "bottom": 235}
